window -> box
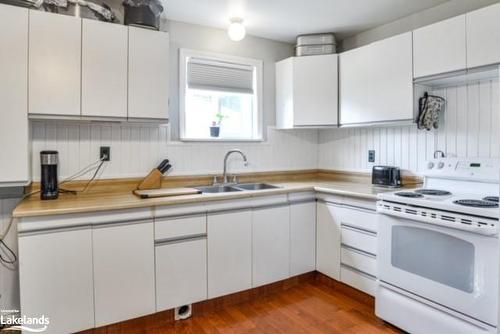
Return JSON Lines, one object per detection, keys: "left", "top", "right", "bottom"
{"left": 180, "top": 49, "right": 263, "bottom": 141}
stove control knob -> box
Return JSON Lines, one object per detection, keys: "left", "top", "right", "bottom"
{"left": 427, "top": 162, "right": 435, "bottom": 169}
{"left": 437, "top": 162, "right": 445, "bottom": 169}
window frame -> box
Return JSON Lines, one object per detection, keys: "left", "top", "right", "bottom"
{"left": 179, "top": 48, "right": 264, "bottom": 142}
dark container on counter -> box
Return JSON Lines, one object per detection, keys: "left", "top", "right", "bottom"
{"left": 40, "top": 150, "right": 59, "bottom": 200}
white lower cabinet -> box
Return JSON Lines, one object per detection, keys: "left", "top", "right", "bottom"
{"left": 252, "top": 205, "right": 291, "bottom": 287}
{"left": 316, "top": 202, "right": 341, "bottom": 280}
{"left": 340, "top": 265, "right": 377, "bottom": 296}
{"left": 290, "top": 201, "right": 316, "bottom": 276}
{"left": 207, "top": 210, "right": 252, "bottom": 298}
{"left": 18, "top": 228, "right": 94, "bottom": 334}
{"left": 337, "top": 204, "right": 378, "bottom": 296}
{"left": 155, "top": 238, "right": 207, "bottom": 311}
{"left": 92, "top": 221, "right": 155, "bottom": 327}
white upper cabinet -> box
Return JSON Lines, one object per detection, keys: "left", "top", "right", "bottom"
{"left": 29, "top": 10, "right": 81, "bottom": 116}
{"left": 467, "top": 3, "right": 500, "bottom": 68}
{"left": 413, "top": 15, "right": 466, "bottom": 78}
{"left": 339, "top": 32, "right": 413, "bottom": 126}
{"left": 0, "top": 4, "right": 29, "bottom": 186}
{"left": 128, "top": 27, "right": 169, "bottom": 120}
{"left": 82, "top": 19, "right": 128, "bottom": 118}
{"left": 276, "top": 54, "right": 338, "bottom": 128}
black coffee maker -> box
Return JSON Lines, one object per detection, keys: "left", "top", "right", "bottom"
{"left": 40, "top": 150, "right": 59, "bottom": 200}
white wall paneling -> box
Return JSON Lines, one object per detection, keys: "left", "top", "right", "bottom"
{"left": 30, "top": 122, "right": 319, "bottom": 181}
{"left": 319, "top": 80, "right": 500, "bottom": 173}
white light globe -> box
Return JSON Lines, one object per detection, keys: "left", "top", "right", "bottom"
{"left": 228, "top": 18, "right": 246, "bottom": 41}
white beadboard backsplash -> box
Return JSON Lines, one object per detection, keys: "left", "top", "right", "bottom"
{"left": 319, "top": 80, "right": 500, "bottom": 173}
{"left": 31, "top": 122, "right": 319, "bottom": 181}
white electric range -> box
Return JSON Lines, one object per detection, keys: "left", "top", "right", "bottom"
{"left": 376, "top": 158, "right": 500, "bottom": 334}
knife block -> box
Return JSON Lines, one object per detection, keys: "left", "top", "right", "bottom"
{"left": 137, "top": 169, "right": 163, "bottom": 190}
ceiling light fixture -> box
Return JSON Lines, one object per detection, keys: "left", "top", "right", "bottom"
{"left": 228, "top": 17, "right": 246, "bottom": 42}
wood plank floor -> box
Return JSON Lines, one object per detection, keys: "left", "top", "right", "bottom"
{"left": 144, "top": 282, "right": 402, "bottom": 334}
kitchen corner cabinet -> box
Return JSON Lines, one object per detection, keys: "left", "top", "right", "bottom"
{"left": 128, "top": 27, "right": 170, "bottom": 120}
{"left": 339, "top": 32, "right": 413, "bottom": 126}
{"left": 82, "top": 19, "right": 128, "bottom": 118}
{"left": 413, "top": 15, "right": 466, "bottom": 78}
{"left": 0, "top": 4, "right": 30, "bottom": 186}
{"left": 252, "top": 205, "right": 290, "bottom": 287}
{"left": 93, "top": 221, "right": 155, "bottom": 327}
{"left": 18, "top": 229, "right": 95, "bottom": 334}
{"left": 276, "top": 54, "right": 338, "bottom": 128}
{"left": 290, "top": 201, "right": 316, "bottom": 276}
{"left": 316, "top": 202, "right": 340, "bottom": 280}
{"left": 466, "top": 3, "right": 500, "bottom": 68}
{"left": 207, "top": 210, "right": 252, "bottom": 298}
{"left": 29, "top": 10, "right": 81, "bottom": 116}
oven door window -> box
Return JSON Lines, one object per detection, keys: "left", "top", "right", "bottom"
{"left": 392, "top": 226, "right": 475, "bottom": 293}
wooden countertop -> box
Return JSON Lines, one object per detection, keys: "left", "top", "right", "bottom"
{"left": 13, "top": 171, "right": 421, "bottom": 218}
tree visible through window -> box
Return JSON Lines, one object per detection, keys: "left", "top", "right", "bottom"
{"left": 180, "top": 49, "right": 263, "bottom": 141}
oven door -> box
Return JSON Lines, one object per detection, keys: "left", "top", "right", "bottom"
{"left": 378, "top": 213, "right": 498, "bottom": 326}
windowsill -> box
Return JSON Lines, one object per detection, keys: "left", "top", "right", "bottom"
{"left": 179, "top": 137, "right": 264, "bottom": 143}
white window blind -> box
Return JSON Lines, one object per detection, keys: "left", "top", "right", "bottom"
{"left": 187, "top": 58, "right": 255, "bottom": 94}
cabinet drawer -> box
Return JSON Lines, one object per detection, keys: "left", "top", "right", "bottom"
{"left": 341, "top": 247, "right": 376, "bottom": 277}
{"left": 338, "top": 206, "right": 377, "bottom": 232}
{"left": 341, "top": 226, "right": 377, "bottom": 255}
{"left": 155, "top": 215, "right": 206, "bottom": 241}
{"left": 341, "top": 265, "right": 376, "bottom": 296}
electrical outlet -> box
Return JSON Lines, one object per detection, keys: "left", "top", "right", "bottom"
{"left": 100, "top": 146, "right": 110, "bottom": 161}
{"left": 368, "top": 150, "right": 375, "bottom": 163}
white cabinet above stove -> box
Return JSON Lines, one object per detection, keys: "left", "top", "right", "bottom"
{"left": 339, "top": 32, "right": 413, "bottom": 126}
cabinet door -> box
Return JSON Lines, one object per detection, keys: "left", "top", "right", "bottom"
{"left": 290, "top": 201, "right": 316, "bottom": 276}
{"left": 0, "top": 4, "right": 29, "bottom": 186}
{"left": 413, "top": 15, "right": 466, "bottom": 78}
{"left": 29, "top": 10, "right": 81, "bottom": 116}
{"left": 316, "top": 202, "right": 340, "bottom": 280}
{"left": 93, "top": 221, "right": 155, "bottom": 326}
{"left": 340, "top": 32, "right": 413, "bottom": 125}
{"left": 275, "top": 58, "right": 294, "bottom": 129}
{"left": 82, "top": 19, "right": 127, "bottom": 118}
{"left": 156, "top": 238, "right": 207, "bottom": 311}
{"left": 207, "top": 210, "right": 252, "bottom": 298}
{"left": 128, "top": 27, "right": 169, "bottom": 120}
{"left": 19, "top": 229, "right": 94, "bottom": 333}
{"left": 293, "top": 54, "right": 338, "bottom": 126}
{"left": 252, "top": 205, "right": 290, "bottom": 287}
{"left": 467, "top": 3, "right": 500, "bottom": 68}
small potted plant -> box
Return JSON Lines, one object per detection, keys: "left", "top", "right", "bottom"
{"left": 210, "top": 112, "right": 226, "bottom": 138}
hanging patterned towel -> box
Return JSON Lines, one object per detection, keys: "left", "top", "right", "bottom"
{"left": 417, "top": 92, "right": 445, "bottom": 131}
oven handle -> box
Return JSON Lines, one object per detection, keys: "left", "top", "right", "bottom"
{"left": 377, "top": 203, "right": 498, "bottom": 237}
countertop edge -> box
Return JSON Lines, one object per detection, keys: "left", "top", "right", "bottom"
{"left": 12, "top": 182, "right": 398, "bottom": 219}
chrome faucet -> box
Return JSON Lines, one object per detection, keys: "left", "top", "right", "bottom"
{"left": 221, "top": 149, "right": 248, "bottom": 184}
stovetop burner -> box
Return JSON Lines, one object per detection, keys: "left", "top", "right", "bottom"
{"left": 484, "top": 196, "right": 499, "bottom": 203}
{"left": 395, "top": 192, "right": 424, "bottom": 198}
{"left": 415, "top": 189, "right": 452, "bottom": 196}
{"left": 453, "top": 199, "right": 499, "bottom": 208}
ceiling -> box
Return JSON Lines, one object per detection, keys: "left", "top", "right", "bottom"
{"left": 162, "top": 0, "right": 451, "bottom": 43}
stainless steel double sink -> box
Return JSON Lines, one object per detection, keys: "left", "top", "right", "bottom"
{"left": 195, "top": 183, "right": 280, "bottom": 194}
